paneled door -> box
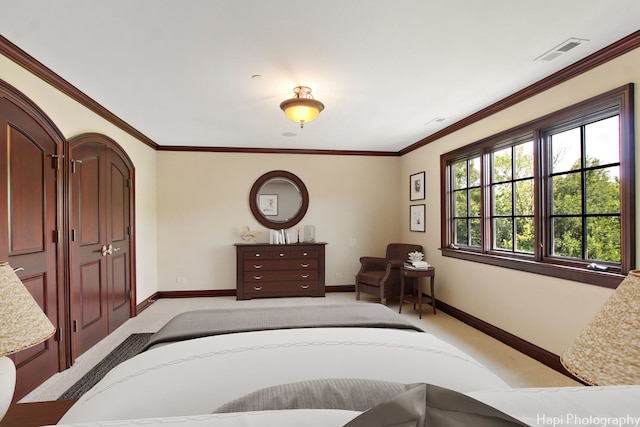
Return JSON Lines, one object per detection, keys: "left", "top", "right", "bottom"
{"left": 0, "top": 86, "right": 63, "bottom": 400}
{"left": 69, "top": 139, "right": 133, "bottom": 360}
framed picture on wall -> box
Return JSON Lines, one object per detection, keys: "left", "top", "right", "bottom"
{"left": 410, "top": 171, "right": 425, "bottom": 201}
{"left": 410, "top": 204, "right": 425, "bottom": 232}
{"left": 259, "top": 194, "right": 278, "bottom": 216}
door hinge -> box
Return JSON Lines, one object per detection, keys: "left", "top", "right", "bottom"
{"left": 73, "top": 320, "right": 77, "bottom": 333}
{"left": 71, "top": 229, "right": 77, "bottom": 242}
{"left": 53, "top": 229, "right": 61, "bottom": 243}
{"left": 51, "top": 154, "right": 63, "bottom": 170}
{"left": 129, "top": 289, "right": 134, "bottom": 300}
{"left": 56, "top": 327, "right": 62, "bottom": 341}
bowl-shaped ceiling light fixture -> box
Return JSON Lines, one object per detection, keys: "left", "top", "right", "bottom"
{"left": 279, "top": 86, "right": 325, "bottom": 128}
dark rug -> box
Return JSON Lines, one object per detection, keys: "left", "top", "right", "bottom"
{"left": 58, "top": 333, "right": 153, "bottom": 400}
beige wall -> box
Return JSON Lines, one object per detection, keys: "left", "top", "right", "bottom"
{"left": 156, "top": 151, "right": 403, "bottom": 292}
{"left": 399, "top": 47, "right": 640, "bottom": 354}
{"left": 0, "top": 54, "right": 159, "bottom": 303}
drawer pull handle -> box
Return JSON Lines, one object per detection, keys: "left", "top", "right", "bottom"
{"left": 253, "top": 275, "right": 263, "bottom": 280}
{"left": 253, "top": 264, "right": 263, "bottom": 269}
{"left": 253, "top": 286, "right": 263, "bottom": 291}
{"left": 300, "top": 284, "right": 310, "bottom": 289}
{"left": 303, "top": 252, "right": 308, "bottom": 256}
{"left": 300, "top": 263, "right": 310, "bottom": 268}
{"left": 255, "top": 253, "right": 261, "bottom": 257}
{"left": 301, "top": 274, "right": 310, "bottom": 278}
{"left": 279, "top": 253, "right": 285, "bottom": 257}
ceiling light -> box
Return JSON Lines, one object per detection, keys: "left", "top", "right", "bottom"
{"left": 279, "top": 86, "right": 325, "bottom": 128}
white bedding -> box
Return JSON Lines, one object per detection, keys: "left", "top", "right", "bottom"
{"left": 58, "top": 327, "right": 510, "bottom": 423}
{"left": 52, "top": 386, "right": 640, "bottom": 427}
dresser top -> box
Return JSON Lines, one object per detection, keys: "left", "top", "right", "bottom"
{"left": 234, "top": 242, "right": 327, "bottom": 247}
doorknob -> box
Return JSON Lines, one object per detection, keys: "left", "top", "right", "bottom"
{"left": 101, "top": 245, "right": 113, "bottom": 257}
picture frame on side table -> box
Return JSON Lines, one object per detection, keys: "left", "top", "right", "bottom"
{"left": 410, "top": 171, "right": 425, "bottom": 201}
{"left": 410, "top": 204, "right": 425, "bottom": 232}
{"left": 259, "top": 194, "right": 278, "bottom": 216}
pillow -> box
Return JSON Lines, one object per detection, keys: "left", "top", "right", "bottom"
{"left": 212, "top": 378, "right": 409, "bottom": 413}
{"left": 344, "top": 383, "right": 529, "bottom": 427}
{"left": 342, "top": 382, "right": 426, "bottom": 427}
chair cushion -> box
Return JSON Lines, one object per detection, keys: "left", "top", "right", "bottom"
{"left": 358, "top": 271, "right": 385, "bottom": 286}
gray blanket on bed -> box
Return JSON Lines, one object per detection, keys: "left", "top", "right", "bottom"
{"left": 142, "top": 303, "right": 423, "bottom": 351}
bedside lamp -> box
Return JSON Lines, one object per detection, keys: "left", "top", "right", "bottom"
{"left": 0, "top": 261, "right": 55, "bottom": 420}
{"left": 561, "top": 270, "right": 640, "bottom": 385}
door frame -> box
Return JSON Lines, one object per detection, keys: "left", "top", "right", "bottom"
{"left": 66, "top": 132, "right": 136, "bottom": 363}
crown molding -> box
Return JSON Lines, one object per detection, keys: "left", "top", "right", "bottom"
{"left": 0, "top": 35, "right": 158, "bottom": 150}
{"left": 400, "top": 29, "right": 640, "bottom": 155}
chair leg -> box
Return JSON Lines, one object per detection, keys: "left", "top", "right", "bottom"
{"left": 355, "top": 291, "right": 360, "bottom": 300}
{"left": 381, "top": 297, "right": 387, "bottom": 305}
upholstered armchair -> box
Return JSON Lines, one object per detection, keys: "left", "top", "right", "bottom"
{"left": 355, "top": 243, "right": 423, "bottom": 305}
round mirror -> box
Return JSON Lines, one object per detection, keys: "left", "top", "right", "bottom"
{"left": 249, "top": 170, "right": 309, "bottom": 229}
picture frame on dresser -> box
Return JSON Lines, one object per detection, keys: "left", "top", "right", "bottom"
{"left": 410, "top": 204, "right": 425, "bottom": 232}
{"left": 410, "top": 171, "right": 425, "bottom": 201}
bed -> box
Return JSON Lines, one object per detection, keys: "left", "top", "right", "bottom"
{"left": 53, "top": 304, "right": 640, "bottom": 426}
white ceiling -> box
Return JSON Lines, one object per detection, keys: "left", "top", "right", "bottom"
{"left": 1, "top": 0, "right": 639, "bottom": 152}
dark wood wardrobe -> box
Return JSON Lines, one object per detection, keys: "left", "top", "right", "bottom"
{"left": 0, "top": 81, "right": 136, "bottom": 401}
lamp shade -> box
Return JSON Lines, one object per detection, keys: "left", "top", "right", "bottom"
{"left": 0, "top": 261, "right": 55, "bottom": 356}
{"left": 279, "top": 86, "right": 325, "bottom": 128}
{"left": 560, "top": 270, "right": 640, "bottom": 385}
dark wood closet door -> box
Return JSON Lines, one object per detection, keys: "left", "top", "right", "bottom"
{"left": 69, "top": 142, "right": 132, "bottom": 359}
{"left": 106, "top": 151, "right": 131, "bottom": 332}
{"left": 0, "top": 95, "right": 61, "bottom": 400}
{"left": 69, "top": 142, "right": 109, "bottom": 357}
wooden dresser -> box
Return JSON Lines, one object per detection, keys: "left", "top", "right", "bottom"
{"left": 235, "top": 243, "right": 327, "bottom": 300}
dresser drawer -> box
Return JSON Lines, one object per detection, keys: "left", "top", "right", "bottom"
{"left": 243, "top": 250, "right": 274, "bottom": 260}
{"left": 290, "top": 249, "right": 318, "bottom": 258}
{"left": 245, "top": 270, "right": 318, "bottom": 283}
{"left": 244, "top": 259, "right": 318, "bottom": 271}
{"left": 245, "top": 281, "right": 320, "bottom": 296}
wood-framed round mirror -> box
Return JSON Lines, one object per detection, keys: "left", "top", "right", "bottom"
{"left": 249, "top": 170, "right": 309, "bottom": 229}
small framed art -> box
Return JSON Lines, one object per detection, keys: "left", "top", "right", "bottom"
{"left": 259, "top": 194, "right": 278, "bottom": 216}
{"left": 410, "top": 204, "right": 425, "bottom": 232}
{"left": 410, "top": 171, "right": 425, "bottom": 201}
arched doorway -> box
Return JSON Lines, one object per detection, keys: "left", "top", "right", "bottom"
{"left": 0, "top": 79, "right": 65, "bottom": 400}
{"left": 67, "top": 133, "right": 136, "bottom": 360}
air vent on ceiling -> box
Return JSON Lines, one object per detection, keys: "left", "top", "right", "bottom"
{"left": 534, "top": 38, "right": 589, "bottom": 62}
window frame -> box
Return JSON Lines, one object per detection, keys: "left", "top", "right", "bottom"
{"left": 440, "top": 84, "right": 635, "bottom": 288}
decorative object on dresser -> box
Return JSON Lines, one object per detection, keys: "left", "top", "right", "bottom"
{"left": 235, "top": 243, "right": 327, "bottom": 300}
{"left": 303, "top": 225, "right": 316, "bottom": 243}
{"left": 0, "top": 262, "right": 56, "bottom": 422}
{"left": 240, "top": 225, "right": 261, "bottom": 242}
